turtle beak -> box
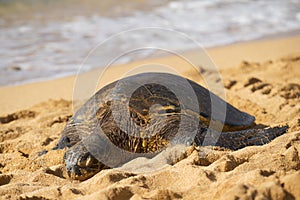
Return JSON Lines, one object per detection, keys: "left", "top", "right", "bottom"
{"left": 65, "top": 158, "right": 101, "bottom": 181}
{"left": 64, "top": 151, "right": 105, "bottom": 181}
{"left": 66, "top": 164, "right": 81, "bottom": 180}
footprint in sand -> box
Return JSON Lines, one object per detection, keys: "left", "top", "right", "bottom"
{"left": 47, "top": 115, "right": 72, "bottom": 127}
{"left": 244, "top": 77, "right": 262, "bottom": 87}
{"left": 0, "top": 126, "right": 29, "bottom": 143}
{"left": 224, "top": 80, "right": 237, "bottom": 90}
{"left": 244, "top": 77, "right": 273, "bottom": 95}
{"left": 279, "top": 83, "right": 300, "bottom": 99}
{"left": 0, "top": 110, "right": 36, "bottom": 124}
{"left": 0, "top": 174, "right": 13, "bottom": 186}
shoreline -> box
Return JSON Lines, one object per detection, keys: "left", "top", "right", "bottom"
{"left": 1, "top": 35, "right": 300, "bottom": 115}
{"left": 4, "top": 28, "right": 300, "bottom": 88}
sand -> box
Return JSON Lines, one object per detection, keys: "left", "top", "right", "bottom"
{"left": 0, "top": 36, "right": 300, "bottom": 200}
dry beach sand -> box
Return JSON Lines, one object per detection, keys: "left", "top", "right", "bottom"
{"left": 0, "top": 36, "right": 300, "bottom": 199}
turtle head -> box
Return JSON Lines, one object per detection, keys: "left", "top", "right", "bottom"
{"left": 64, "top": 141, "right": 106, "bottom": 181}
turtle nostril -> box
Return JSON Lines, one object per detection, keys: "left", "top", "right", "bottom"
{"left": 66, "top": 165, "right": 72, "bottom": 172}
{"left": 67, "top": 170, "right": 71, "bottom": 177}
{"left": 66, "top": 164, "right": 75, "bottom": 178}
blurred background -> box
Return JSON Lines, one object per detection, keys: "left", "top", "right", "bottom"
{"left": 1, "top": 0, "right": 300, "bottom": 86}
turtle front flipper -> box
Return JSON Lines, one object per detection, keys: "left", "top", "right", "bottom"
{"left": 195, "top": 125, "right": 289, "bottom": 150}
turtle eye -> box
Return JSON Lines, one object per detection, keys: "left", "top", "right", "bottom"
{"left": 63, "top": 136, "right": 72, "bottom": 147}
{"left": 65, "top": 137, "right": 70, "bottom": 143}
{"left": 53, "top": 136, "right": 71, "bottom": 150}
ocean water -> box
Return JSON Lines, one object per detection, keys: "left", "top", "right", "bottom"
{"left": 1, "top": 0, "right": 300, "bottom": 86}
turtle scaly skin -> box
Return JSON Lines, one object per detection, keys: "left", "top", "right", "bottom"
{"left": 54, "top": 73, "right": 288, "bottom": 180}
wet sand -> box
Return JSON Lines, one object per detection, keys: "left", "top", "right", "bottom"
{"left": 0, "top": 36, "right": 300, "bottom": 199}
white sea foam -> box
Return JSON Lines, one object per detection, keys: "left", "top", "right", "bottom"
{"left": 0, "top": 0, "right": 300, "bottom": 86}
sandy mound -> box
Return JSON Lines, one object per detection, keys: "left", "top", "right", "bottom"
{"left": 0, "top": 54, "right": 299, "bottom": 200}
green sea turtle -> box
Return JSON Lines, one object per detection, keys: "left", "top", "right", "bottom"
{"left": 54, "top": 73, "right": 288, "bottom": 180}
